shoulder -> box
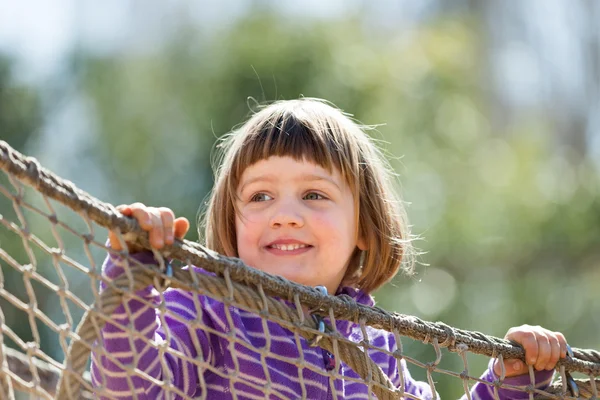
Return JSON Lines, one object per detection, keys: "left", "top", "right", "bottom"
{"left": 336, "top": 285, "right": 375, "bottom": 307}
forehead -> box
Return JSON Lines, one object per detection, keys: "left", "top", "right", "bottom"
{"left": 238, "top": 156, "right": 344, "bottom": 188}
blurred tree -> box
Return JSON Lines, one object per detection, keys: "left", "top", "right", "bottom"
{"left": 75, "top": 13, "right": 391, "bottom": 227}
{"left": 64, "top": 8, "right": 600, "bottom": 398}
{"left": 0, "top": 54, "right": 43, "bottom": 351}
{"left": 0, "top": 56, "right": 41, "bottom": 149}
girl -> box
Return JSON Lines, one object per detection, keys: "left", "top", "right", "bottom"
{"left": 92, "top": 99, "right": 567, "bottom": 399}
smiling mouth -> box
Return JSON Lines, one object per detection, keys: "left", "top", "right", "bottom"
{"left": 265, "top": 243, "right": 314, "bottom": 255}
{"left": 268, "top": 243, "right": 311, "bottom": 251}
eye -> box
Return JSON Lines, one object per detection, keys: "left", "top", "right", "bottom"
{"left": 250, "top": 192, "right": 273, "bottom": 202}
{"left": 304, "top": 192, "right": 325, "bottom": 201}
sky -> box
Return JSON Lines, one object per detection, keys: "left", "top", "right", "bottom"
{"left": 0, "top": 0, "right": 435, "bottom": 83}
{"left": 0, "top": 0, "right": 76, "bottom": 80}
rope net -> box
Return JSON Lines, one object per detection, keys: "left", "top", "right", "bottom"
{"left": 0, "top": 139, "right": 599, "bottom": 400}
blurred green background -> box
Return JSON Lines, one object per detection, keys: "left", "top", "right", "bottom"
{"left": 1, "top": 1, "right": 600, "bottom": 398}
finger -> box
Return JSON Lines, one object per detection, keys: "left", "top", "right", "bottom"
{"left": 174, "top": 217, "right": 190, "bottom": 240}
{"left": 534, "top": 333, "right": 551, "bottom": 371}
{"left": 505, "top": 327, "right": 540, "bottom": 372}
{"left": 516, "top": 331, "right": 539, "bottom": 367}
{"left": 108, "top": 231, "right": 123, "bottom": 251}
{"left": 507, "top": 358, "right": 526, "bottom": 376}
{"left": 116, "top": 204, "right": 133, "bottom": 216}
{"left": 148, "top": 208, "right": 164, "bottom": 248}
{"left": 110, "top": 205, "right": 136, "bottom": 250}
{"left": 546, "top": 335, "right": 561, "bottom": 370}
{"left": 495, "top": 358, "right": 525, "bottom": 378}
{"left": 159, "top": 208, "right": 175, "bottom": 245}
{"left": 130, "top": 204, "right": 154, "bottom": 231}
{"left": 556, "top": 332, "right": 568, "bottom": 359}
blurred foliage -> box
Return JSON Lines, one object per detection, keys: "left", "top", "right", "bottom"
{"left": 0, "top": 54, "right": 44, "bottom": 357}
{"left": 1, "top": 8, "right": 600, "bottom": 399}
{"left": 0, "top": 56, "right": 42, "bottom": 149}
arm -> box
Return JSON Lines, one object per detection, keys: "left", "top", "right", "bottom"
{"left": 90, "top": 251, "right": 210, "bottom": 400}
{"left": 466, "top": 360, "right": 554, "bottom": 400}
{"left": 391, "top": 358, "right": 553, "bottom": 400}
{"left": 386, "top": 330, "right": 559, "bottom": 400}
{"left": 467, "top": 324, "right": 567, "bottom": 400}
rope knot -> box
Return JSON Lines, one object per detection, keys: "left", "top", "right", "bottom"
{"left": 437, "top": 321, "right": 457, "bottom": 350}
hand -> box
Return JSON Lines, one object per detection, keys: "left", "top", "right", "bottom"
{"left": 493, "top": 325, "right": 567, "bottom": 377}
{"left": 108, "top": 203, "right": 190, "bottom": 253}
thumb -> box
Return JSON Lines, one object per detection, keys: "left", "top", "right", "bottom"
{"left": 174, "top": 217, "right": 190, "bottom": 240}
{"left": 494, "top": 359, "right": 526, "bottom": 377}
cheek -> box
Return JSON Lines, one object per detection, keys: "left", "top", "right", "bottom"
{"left": 313, "top": 212, "right": 354, "bottom": 245}
{"left": 235, "top": 215, "right": 261, "bottom": 254}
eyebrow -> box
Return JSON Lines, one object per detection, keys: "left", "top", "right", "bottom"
{"left": 239, "top": 173, "right": 341, "bottom": 193}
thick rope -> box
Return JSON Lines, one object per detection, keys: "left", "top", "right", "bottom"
{"left": 2, "top": 139, "right": 600, "bottom": 399}
{"left": 55, "top": 265, "right": 399, "bottom": 399}
{"left": 2, "top": 139, "right": 600, "bottom": 377}
{"left": 1, "top": 140, "right": 599, "bottom": 377}
{"left": 543, "top": 379, "right": 600, "bottom": 399}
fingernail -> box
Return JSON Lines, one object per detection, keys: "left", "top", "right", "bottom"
{"left": 512, "top": 361, "right": 522, "bottom": 370}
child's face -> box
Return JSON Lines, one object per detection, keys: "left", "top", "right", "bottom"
{"left": 235, "top": 156, "right": 365, "bottom": 294}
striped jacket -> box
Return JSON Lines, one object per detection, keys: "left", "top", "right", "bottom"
{"left": 91, "top": 251, "right": 553, "bottom": 399}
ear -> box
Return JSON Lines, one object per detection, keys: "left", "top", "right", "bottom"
{"left": 357, "top": 235, "right": 368, "bottom": 251}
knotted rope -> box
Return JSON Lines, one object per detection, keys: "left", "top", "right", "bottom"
{"left": 2, "top": 139, "right": 600, "bottom": 399}
{"left": 55, "top": 264, "right": 399, "bottom": 399}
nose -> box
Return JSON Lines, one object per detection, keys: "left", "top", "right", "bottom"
{"left": 269, "top": 198, "right": 305, "bottom": 228}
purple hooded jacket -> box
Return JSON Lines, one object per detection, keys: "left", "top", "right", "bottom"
{"left": 91, "top": 251, "right": 553, "bottom": 399}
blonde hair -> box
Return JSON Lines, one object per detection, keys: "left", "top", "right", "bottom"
{"left": 201, "top": 98, "right": 413, "bottom": 293}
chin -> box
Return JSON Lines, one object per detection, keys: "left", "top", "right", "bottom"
{"left": 273, "top": 270, "right": 314, "bottom": 286}
{"left": 252, "top": 264, "right": 319, "bottom": 287}
{"left": 279, "top": 272, "right": 309, "bottom": 285}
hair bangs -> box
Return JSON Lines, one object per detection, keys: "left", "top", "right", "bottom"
{"left": 230, "top": 109, "right": 349, "bottom": 188}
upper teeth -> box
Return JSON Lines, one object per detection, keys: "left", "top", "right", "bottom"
{"left": 271, "top": 244, "right": 307, "bottom": 251}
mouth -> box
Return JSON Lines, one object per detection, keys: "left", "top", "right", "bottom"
{"left": 268, "top": 243, "right": 309, "bottom": 251}
{"left": 265, "top": 242, "right": 313, "bottom": 255}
